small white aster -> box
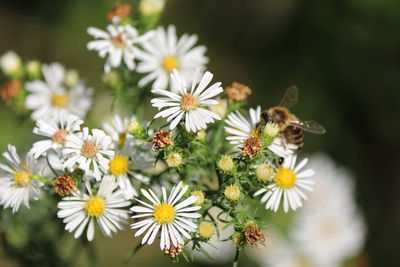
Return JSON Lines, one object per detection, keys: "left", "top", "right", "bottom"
{"left": 25, "top": 63, "right": 93, "bottom": 121}
{"left": 108, "top": 146, "right": 152, "bottom": 200}
{"left": 289, "top": 154, "right": 366, "bottom": 267}
{"left": 224, "top": 106, "right": 296, "bottom": 157}
{"left": 136, "top": 25, "right": 208, "bottom": 90}
{"left": 131, "top": 182, "right": 202, "bottom": 250}
{"left": 57, "top": 175, "right": 131, "bottom": 241}
{"left": 87, "top": 24, "right": 154, "bottom": 72}
{"left": 102, "top": 115, "right": 135, "bottom": 150}
{"left": 30, "top": 110, "right": 83, "bottom": 159}
{"left": 254, "top": 154, "right": 315, "bottom": 213}
{"left": 151, "top": 69, "right": 223, "bottom": 132}
{"left": 62, "top": 127, "right": 114, "bottom": 181}
{"left": 0, "top": 145, "right": 45, "bottom": 213}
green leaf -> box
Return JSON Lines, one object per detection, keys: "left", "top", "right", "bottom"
{"left": 198, "top": 245, "right": 215, "bottom": 260}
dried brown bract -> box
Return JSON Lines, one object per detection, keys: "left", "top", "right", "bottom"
{"left": 0, "top": 80, "right": 21, "bottom": 105}
{"left": 244, "top": 225, "right": 266, "bottom": 247}
{"left": 224, "top": 82, "right": 252, "bottom": 101}
{"left": 152, "top": 130, "right": 173, "bottom": 151}
{"left": 53, "top": 175, "right": 77, "bottom": 197}
{"left": 241, "top": 136, "right": 263, "bottom": 158}
{"left": 107, "top": 3, "right": 132, "bottom": 22}
{"left": 163, "top": 242, "right": 183, "bottom": 259}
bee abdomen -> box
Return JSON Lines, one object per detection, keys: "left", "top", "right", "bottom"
{"left": 283, "top": 126, "right": 304, "bottom": 151}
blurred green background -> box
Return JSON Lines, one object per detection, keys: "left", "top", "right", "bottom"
{"left": 0, "top": 0, "right": 399, "bottom": 266}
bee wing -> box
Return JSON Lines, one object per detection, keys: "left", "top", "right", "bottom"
{"left": 287, "top": 120, "right": 326, "bottom": 134}
{"left": 279, "top": 85, "right": 298, "bottom": 108}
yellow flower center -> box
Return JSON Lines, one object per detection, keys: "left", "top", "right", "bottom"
{"left": 13, "top": 171, "right": 30, "bottom": 186}
{"left": 153, "top": 203, "right": 175, "bottom": 224}
{"left": 162, "top": 55, "right": 179, "bottom": 73}
{"left": 198, "top": 222, "right": 214, "bottom": 239}
{"left": 274, "top": 168, "right": 296, "bottom": 189}
{"left": 319, "top": 220, "right": 338, "bottom": 240}
{"left": 52, "top": 130, "right": 68, "bottom": 145}
{"left": 112, "top": 34, "right": 126, "bottom": 48}
{"left": 224, "top": 185, "right": 240, "bottom": 201}
{"left": 81, "top": 142, "right": 98, "bottom": 158}
{"left": 211, "top": 101, "right": 226, "bottom": 117}
{"left": 51, "top": 94, "right": 69, "bottom": 108}
{"left": 180, "top": 94, "right": 198, "bottom": 111}
{"left": 118, "top": 132, "right": 126, "bottom": 148}
{"left": 191, "top": 191, "right": 205, "bottom": 206}
{"left": 109, "top": 155, "right": 129, "bottom": 176}
{"left": 256, "top": 164, "right": 273, "bottom": 182}
{"left": 85, "top": 196, "right": 106, "bottom": 217}
{"left": 166, "top": 153, "right": 182, "bottom": 167}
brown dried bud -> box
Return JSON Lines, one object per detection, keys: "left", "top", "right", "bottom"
{"left": 241, "top": 136, "right": 263, "bottom": 158}
{"left": 107, "top": 3, "right": 132, "bottom": 22}
{"left": 224, "top": 82, "right": 252, "bottom": 101}
{"left": 244, "top": 226, "right": 266, "bottom": 247}
{"left": 163, "top": 242, "right": 183, "bottom": 259}
{"left": 0, "top": 80, "right": 21, "bottom": 105}
{"left": 53, "top": 175, "right": 77, "bottom": 197}
{"left": 152, "top": 130, "right": 173, "bottom": 151}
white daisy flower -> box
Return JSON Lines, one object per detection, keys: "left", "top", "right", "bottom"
{"left": 290, "top": 154, "right": 366, "bottom": 267}
{"left": 57, "top": 175, "right": 131, "bottom": 241}
{"left": 151, "top": 70, "right": 223, "bottom": 132}
{"left": 87, "top": 24, "right": 153, "bottom": 72}
{"left": 292, "top": 207, "right": 365, "bottom": 267}
{"left": 136, "top": 25, "right": 208, "bottom": 90}
{"left": 0, "top": 145, "right": 45, "bottom": 213}
{"left": 224, "top": 106, "right": 296, "bottom": 158}
{"left": 210, "top": 97, "right": 228, "bottom": 118}
{"left": 131, "top": 182, "right": 202, "bottom": 250}
{"left": 102, "top": 115, "right": 135, "bottom": 150}
{"left": 25, "top": 63, "right": 93, "bottom": 121}
{"left": 62, "top": 127, "right": 114, "bottom": 181}
{"left": 30, "top": 110, "right": 83, "bottom": 159}
{"left": 254, "top": 154, "right": 315, "bottom": 213}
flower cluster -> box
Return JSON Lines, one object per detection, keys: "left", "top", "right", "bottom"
{"left": 0, "top": 2, "right": 361, "bottom": 267}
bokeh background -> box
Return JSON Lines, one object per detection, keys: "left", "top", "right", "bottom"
{"left": 0, "top": 0, "right": 399, "bottom": 266}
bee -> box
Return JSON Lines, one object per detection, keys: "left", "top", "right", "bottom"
{"left": 257, "top": 85, "right": 326, "bottom": 150}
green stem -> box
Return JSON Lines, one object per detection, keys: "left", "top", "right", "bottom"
{"left": 233, "top": 246, "right": 240, "bottom": 267}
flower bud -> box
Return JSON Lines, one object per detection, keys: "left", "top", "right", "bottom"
{"left": 191, "top": 190, "right": 205, "bottom": 206}
{"left": 64, "top": 69, "right": 79, "bottom": 88}
{"left": 127, "top": 119, "right": 147, "bottom": 139}
{"left": 139, "top": 0, "right": 166, "bottom": 17}
{"left": 224, "top": 184, "right": 241, "bottom": 201}
{"left": 263, "top": 122, "right": 280, "bottom": 138}
{"left": 166, "top": 152, "right": 183, "bottom": 168}
{"left": 0, "top": 51, "right": 22, "bottom": 78}
{"left": 218, "top": 155, "right": 235, "bottom": 173}
{"left": 102, "top": 70, "right": 120, "bottom": 87}
{"left": 196, "top": 130, "right": 206, "bottom": 141}
{"left": 198, "top": 222, "right": 214, "bottom": 239}
{"left": 26, "top": 60, "right": 41, "bottom": 80}
{"left": 256, "top": 164, "right": 273, "bottom": 182}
